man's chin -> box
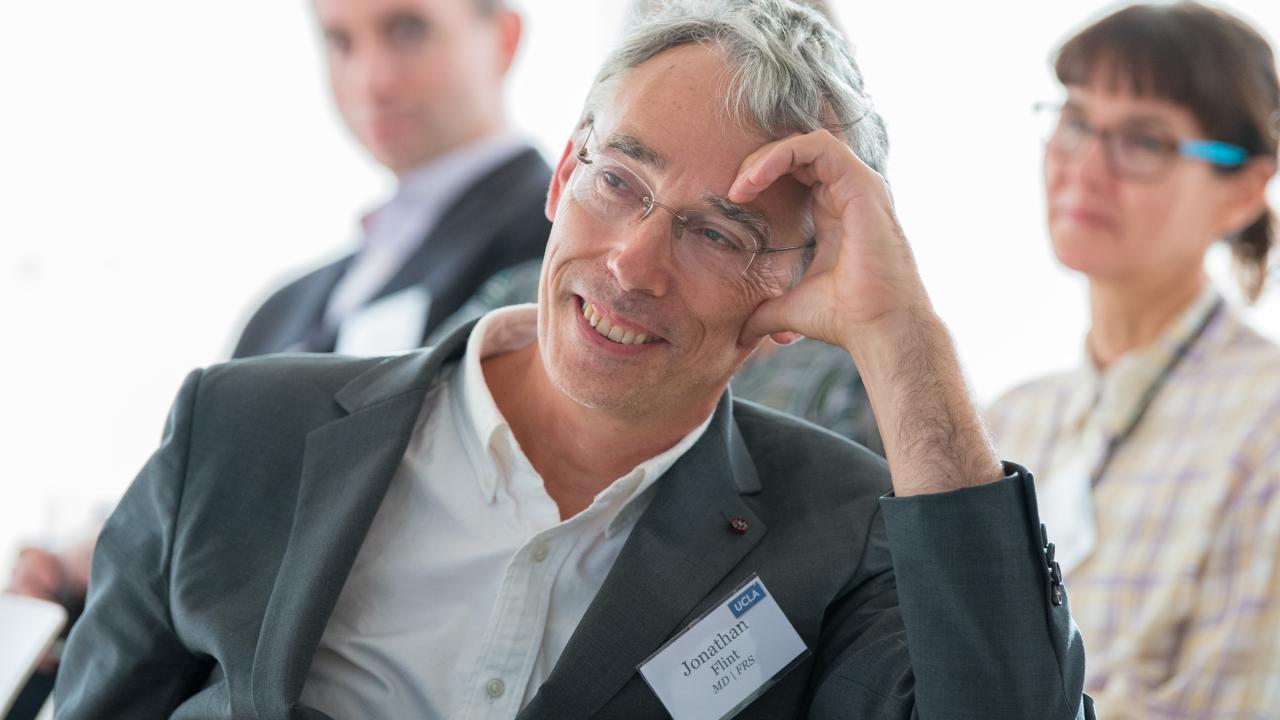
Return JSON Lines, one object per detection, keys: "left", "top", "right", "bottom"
{"left": 546, "top": 365, "right": 655, "bottom": 418}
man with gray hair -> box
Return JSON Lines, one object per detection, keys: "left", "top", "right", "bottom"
{"left": 54, "top": 1, "right": 1095, "bottom": 717}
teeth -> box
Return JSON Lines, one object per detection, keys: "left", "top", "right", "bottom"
{"left": 581, "top": 299, "right": 658, "bottom": 345}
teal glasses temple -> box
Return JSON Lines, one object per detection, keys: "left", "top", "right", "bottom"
{"left": 1180, "top": 139, "right": 1249, "bottom": 167}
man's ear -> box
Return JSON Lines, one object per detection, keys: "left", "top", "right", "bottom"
{"left": 545, "top": 136, "right": 578, "bottom": 222}
{"left": 1217, "top": 157, "right": 1276, "bottom": 236}
{"left": 494, "top": 10, "right": 522, "bottom": 78}
{"left": 768, "top": 331, "right": 803, "bottom": 345}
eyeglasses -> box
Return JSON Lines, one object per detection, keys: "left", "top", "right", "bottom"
{"left": 569, "top": 123, "right": 814, "bottom": 284}
{"left": 1033, "top": 101, "right": 1249, "bottom": 181}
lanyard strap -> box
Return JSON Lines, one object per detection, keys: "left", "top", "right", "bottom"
{"left": 1086, "top": 297, "right": 1225, "bottom": 487}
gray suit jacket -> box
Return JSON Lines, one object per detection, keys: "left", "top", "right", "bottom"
{"left": 55, "top": 322, "right": 1095, "bottom": 719}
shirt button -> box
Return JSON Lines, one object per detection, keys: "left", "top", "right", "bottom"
{"left": 533, "top": 544, "right": 549, "bottom": 562}
{"left": 485, "top": 678, "right": 505, "bottom": 699}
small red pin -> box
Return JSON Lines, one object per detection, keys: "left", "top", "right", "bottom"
{"left": 729, "top": 516, "right": 750, "bottom": 534}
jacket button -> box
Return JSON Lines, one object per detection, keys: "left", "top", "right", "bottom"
{"left": 1045, "top": 542, "right": 1056, "bottom": 566}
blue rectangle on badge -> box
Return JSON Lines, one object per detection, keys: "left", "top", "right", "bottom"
{"left": 727, "top": 581, "right": 767, "bottom": 619}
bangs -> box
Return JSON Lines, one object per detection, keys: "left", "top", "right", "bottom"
{"left": 1052, "top": 3, "right": 1275, "bottom": 154}
{"left": 1054, "top": 6, "right": 1201, "bottom": 106}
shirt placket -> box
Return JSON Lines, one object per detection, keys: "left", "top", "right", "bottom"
{"left": 454, "top": 523, "right": 575, "bottom": 720}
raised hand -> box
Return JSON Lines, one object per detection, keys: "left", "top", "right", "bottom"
{"left": 729, "top": 129, "right": 931, "bottom": 351}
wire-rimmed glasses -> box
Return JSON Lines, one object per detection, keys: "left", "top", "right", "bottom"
{"left": 1033, "top": 101, "right": 1249, "bottom": 181}
{"left": 569, "top": 124, "right": 814, "bottom": 284}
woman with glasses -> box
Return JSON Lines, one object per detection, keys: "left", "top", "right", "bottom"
{"left": 986, "top": 3, "right": 1280, "bottom": 717}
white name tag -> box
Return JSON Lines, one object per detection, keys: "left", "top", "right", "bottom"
{"left": 638, "top": 576, "right": 808, "bottom": 720}
{"left": 335, "top": 285, "right": 431, "bottom": 356}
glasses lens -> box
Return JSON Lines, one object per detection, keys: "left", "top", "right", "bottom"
{"left": 571, "top": 156, "right": 650, "bottom": 225}
{"left": 673, "top": 211, "right": 760, "bottom": 279}
{"left": 1111, "top": 126, "right": 1173, "bottom": 178}
{"left": 1035, "top": 103, "right": 1088, "bottom": 152}
{"left": 572, "top": 149, "right": 787, "bottom": 286}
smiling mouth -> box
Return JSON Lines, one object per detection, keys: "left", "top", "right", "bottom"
{"left": 581, "top": 300, "right": 661, "bottom": 345}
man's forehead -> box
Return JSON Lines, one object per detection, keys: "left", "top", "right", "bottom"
{"left": 603, "top": 45, "right": 770, "bottom": 161}
{"left": 314, "top": 0, "right": 454, "bottom": 25}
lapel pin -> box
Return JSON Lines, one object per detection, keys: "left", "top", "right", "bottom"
{"left": 729, "top": 516, "right": 749, "bottom": 535}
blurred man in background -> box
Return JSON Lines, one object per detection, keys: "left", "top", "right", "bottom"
{"left": 4, "top": 1, "right": 549, "bottom": 717}
{"left": 237, "top": 0, "right": 550, "bottom": 356}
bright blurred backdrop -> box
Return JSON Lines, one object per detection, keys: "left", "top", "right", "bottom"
{"left": 1, "top": 0, "right": 1278, "bottom": 577}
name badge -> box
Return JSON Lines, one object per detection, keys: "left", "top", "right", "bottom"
{"left": 638, "top": 575, "right": 808, "bottom": 720}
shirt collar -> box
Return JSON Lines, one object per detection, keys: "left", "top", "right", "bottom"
{"left": 396, "top": 132, "right": 529, "bottom": 203}
{"left": 1068, "top": 283, "right": 1223, "bottom": 435}
{"left": 458, "top": 304, "right": 540, "bottom": 501}
{"left": 454, "top": 305, "right": 714, "bottom": 523}
{"left": 360, "top": 133, "right": 530, "bottom": 252}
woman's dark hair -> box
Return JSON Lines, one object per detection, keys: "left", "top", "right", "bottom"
{"left": 1054, "top": 2, "right": 1280, "bottom": 302}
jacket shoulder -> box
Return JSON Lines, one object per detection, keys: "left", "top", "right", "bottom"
{"left": 196, "top": 353, "right": 395, "bottom": 428}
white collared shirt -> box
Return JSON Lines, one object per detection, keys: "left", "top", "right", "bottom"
{"left": 323, "top": 133, "right": 531, "bottom": 335}
{"left": 300, "top": 305, "right": 713, "bottom": 720}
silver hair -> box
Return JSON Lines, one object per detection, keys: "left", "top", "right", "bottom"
{"left": 581, "top": 0, "right": 889, "bottom": 175}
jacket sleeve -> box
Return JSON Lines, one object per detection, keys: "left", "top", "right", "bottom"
{"left": 807, "top": 464, "right": 1095, "bottom": 719}
{"left": 54, "top": 369, "right": 208, "bottom": 719}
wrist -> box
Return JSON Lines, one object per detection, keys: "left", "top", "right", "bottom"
{"left": 840, "top": 303, "right": 944, "bottom": 375}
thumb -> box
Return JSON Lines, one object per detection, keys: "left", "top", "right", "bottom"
{"left": 740, "top": 294, "right": 795, "bottom": 345}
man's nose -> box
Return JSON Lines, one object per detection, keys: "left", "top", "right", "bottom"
{"left": 344, "top": 45, "right": 399, "bottom": 100}
{"left": 605, "top": 209, "right": 677, "bottom": 297}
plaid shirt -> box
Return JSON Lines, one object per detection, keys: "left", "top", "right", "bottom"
{"left": 987, "top": 287, "right": 1280, "bottom": 719}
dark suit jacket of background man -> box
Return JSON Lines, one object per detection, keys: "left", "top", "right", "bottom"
{"left": 54, "top": 320, "right": 1094, "bottom": 719}
{"left": 233, "top": 147, "right": 552, "bottom": 357}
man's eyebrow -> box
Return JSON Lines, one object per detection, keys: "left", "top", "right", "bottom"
{"left": 704, "top": 194, "right": 773, "bottom": 249}
{"left": 605, "top": 133, "right": 666, "bottom": 170}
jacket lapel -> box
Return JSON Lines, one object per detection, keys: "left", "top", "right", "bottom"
{"left": 250, "top": 322, "right": 477, "bottom": 718}
{"left": 519, "top": 393, "right": 766, "bottom": 719}
{"left": 373, "top": 148, "right": 548, "bottom": 335}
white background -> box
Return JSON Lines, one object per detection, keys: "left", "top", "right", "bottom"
{"left": 1, "top": 1, "right": 1278, "bottom": 576}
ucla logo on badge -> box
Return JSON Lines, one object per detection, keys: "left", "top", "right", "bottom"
{"left": 728, "top": 581, "right": 767, "bottom": 619}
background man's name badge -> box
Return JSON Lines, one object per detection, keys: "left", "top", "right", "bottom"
{"left": 638, "top": 575, "right": 809, "bottom": 720}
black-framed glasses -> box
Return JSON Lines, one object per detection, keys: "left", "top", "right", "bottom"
{"left": 569, "top": 123, "right": 814, "bottom": 283}
{"left": 1033, "top": 101, "right": 1249, "bottom": 181}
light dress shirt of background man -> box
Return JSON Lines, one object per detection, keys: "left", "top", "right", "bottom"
{"left": 53, "top": 1, "right": 1094, "bottom": 718}
{"left": 2, "top": 1, "right": 549, "bottom": 718}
